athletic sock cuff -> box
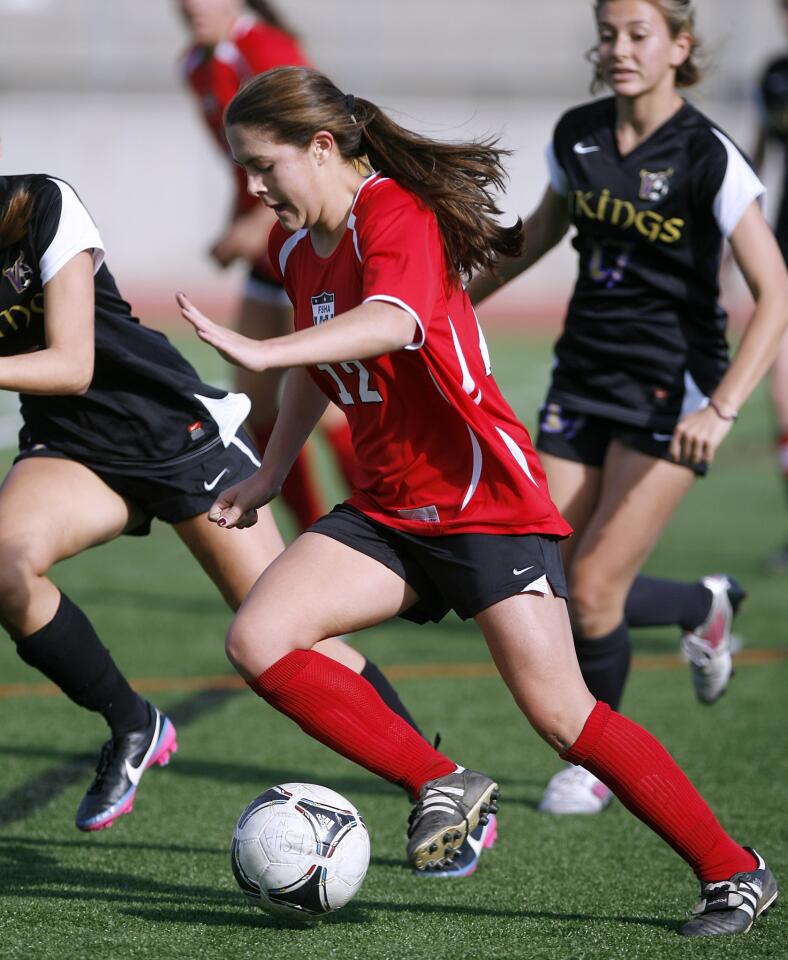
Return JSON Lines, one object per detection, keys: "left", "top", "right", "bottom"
{"left": 561, "top": 700, "right": 611, "bottom": 764}
{"left": 248, "top": 649, "right": 313, "bottom": 698}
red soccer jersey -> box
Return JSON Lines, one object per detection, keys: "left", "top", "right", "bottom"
{"left": 181, "top": 16, "right": 309, "bottom": 219}
{"left": 268, "top": 175, "right": 572, "bottom": 538}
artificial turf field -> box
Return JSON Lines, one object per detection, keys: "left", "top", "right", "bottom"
{"left": 0, "top": 331, "right": 786, "bottom": 960}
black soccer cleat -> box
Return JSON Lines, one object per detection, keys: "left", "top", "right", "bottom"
{"left": 413, "top": 813, "right": 498, "bottom": 878}
{"left": 406, "top": 768, "right": 499, "bottom": 871}
{"left": 75, "top": 703, "right": 177, "bottom": 831}
{"left": 681, "top": 848, "right": 778, "bottom": 937}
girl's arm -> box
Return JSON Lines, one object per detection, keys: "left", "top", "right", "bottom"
{"left": 671, "top": 201, "right": 788, "bottom": 465}
{"left": 468, "top": 185, "right": 570, "bottom": 306}
{"left": 208, "top": 367, "right": 330, "bottom": 529}
{"left": 0, "top": 250, "right": 95, "bottom": 394}
{"left": 178, "top": 292, "right": 417, "bottom": 372}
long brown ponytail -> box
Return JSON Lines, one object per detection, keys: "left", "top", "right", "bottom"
{"left": 226, "top": 67, "right": 522, "bottom": 284}
{"left": 0, "top": 181, "right": 34, "bottom": 247}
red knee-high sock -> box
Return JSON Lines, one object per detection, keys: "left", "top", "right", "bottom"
{"left": 562, "top": 702, "right": 756, "bottom": 882}
{"left": 249, "top": 650, "right": 455, "bottom": 798}
{"left": 253, "top": 424, "right": 325, "bottom": 531}
{"left": 323, "top": 419, "right": 356, "bottom": 490}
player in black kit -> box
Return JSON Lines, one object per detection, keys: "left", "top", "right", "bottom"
{"left": 0, "top": 172, "right": 422, "bottom": 833}
{"left": 753, "top": 1, "right": 788, "bottom": 570}
{"left": 472, "top": 0, "right": 788, "bottom": 847}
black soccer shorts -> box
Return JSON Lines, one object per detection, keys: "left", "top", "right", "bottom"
{"left": 15, "top": 429, "right": 260, "bottom": 535}
{"left": 535, "top": 402, "right": 708, "bottom": 477}
{"left": 309, "top": 503, "right": 569, "bottom": 624}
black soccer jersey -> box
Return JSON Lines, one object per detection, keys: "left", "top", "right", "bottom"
{"left": 758, "top": 54, "right": 788, "bottom": 259}
{"left": 0, "top": 174, "right": 252, "bottom": 474}
{"left": 545, "top": 98, "right": 765, "bottom": 431}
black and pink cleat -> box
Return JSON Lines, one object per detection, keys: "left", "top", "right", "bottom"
{"left": 76, "top": 703, "right": 177, "bottom": 831}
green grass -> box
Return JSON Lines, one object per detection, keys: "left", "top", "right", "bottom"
{"left": 0, "top": 332, "right": 786, "bottom": 959}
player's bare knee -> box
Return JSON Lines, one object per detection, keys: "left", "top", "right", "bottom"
{"left": 526, "top": 701, "right": 588, "bottom": 754}
{"left": 568, "top": 570, "right": 617, "bottom": 636}
{"left": 224, "top": 611, "right": 302, "bottom": 676}
{"left": 0, "top": 537, "right": 45, "bottom": 620}
{"left": 224, "top": 616, "right": 264, "bottom": 673}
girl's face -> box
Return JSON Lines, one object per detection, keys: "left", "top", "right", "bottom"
{"left": 177, "top": 0, "right": 242, "bottom": 45}
{"left": 596, "top": 0, "right": 692, "bottom": 98}
{"left": 227, "top": 124, "right": 330, "bottom": 232}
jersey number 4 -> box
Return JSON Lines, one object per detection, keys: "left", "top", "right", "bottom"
{"left": 316, "top": 361, "right": 383, "bottom": 404}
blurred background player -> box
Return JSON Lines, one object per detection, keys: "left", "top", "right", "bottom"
{"left": 0, "top": 170, "right": 421, "bottom": 834}
{"left": 752, "top": 0, "right": 788, "bottom": 572}
{"left": 471, "top": 0, "right": 788, "bottom": 814}
{"left": 177, "top": 0, "right": 356, "bottom": 531}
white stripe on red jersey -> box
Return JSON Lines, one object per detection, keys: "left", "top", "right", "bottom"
{"left": 268, "top": 175, "right": 571, "bottom": 538}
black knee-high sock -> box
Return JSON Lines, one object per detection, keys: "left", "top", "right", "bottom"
{"left": 361, "top": 659, "right": 424, "bottom": 740}
{"left": 575, "top": 622, "right": 631, "bottom": 711}
{"left": 14, "top": 592, "right": 149, "bottom": 736}
{"left": 624, "top": 575, "right": 712, "bottom": 631}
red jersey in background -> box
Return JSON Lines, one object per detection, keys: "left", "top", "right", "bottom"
{"left": 181, "top": 15, "right": 309, "bottom": 218}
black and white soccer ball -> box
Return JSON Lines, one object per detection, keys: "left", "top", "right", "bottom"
{"left": 230, "top": 783, "right": 370, "bottom": 919}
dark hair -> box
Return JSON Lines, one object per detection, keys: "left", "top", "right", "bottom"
{"left": 226, "top": 66, "right": 523, "bottom": 284}
{"left": 0, "top": 180, "right": 34, "bottom": 247}
{"left": 245, "top": 1, "right": 297, "bottom": 38}
{"left": 589, "top": 0, "right": 704, "bottom": 93}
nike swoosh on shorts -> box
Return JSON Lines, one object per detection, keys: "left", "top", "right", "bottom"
{"left": 203, "top": 468, "right": 229, "bottom": 492}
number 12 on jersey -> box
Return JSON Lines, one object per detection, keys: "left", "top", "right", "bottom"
{"left": 316, "top": 361, "right": 383, "bottom": 404}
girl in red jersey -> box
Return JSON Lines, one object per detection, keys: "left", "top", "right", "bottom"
{"left": 471, "top": 0, "right": 788, "bottom": 819}
{"left": 178, "top": 65, "right": 776, "bottom": 935}
{"left": 177, "top": 0, "right": 355, "bottom": 530}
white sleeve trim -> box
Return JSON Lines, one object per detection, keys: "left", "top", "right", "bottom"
{"left": 40, "top": 179, "right": 105, "bottom": 284}
{"left": 362, "top": 294, "right": 425, "bottom": 350}
{"left": 546, "top": 143, "right": 569, "bottom": 197}
{"left": 278, "top": 228, "right": 308, "bottom": 276}
{"left": 710, "top": 129, "right": 766, "bottom": 238}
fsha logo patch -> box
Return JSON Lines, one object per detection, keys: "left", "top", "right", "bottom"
{"left": 311, "top": 291, "right": 335, "bottom": 325}
{"left": 638, "top": 168, "right": 674, "bottom": 202}
{"left": 638, "top": 167, "right": 673, "bottom": 201}
{"left": 3, "top": 252, "right": 33, "bottom": 294}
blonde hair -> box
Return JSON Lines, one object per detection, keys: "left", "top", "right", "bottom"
{"left": 589, "top": 0, "right": 704, "bottom": 93}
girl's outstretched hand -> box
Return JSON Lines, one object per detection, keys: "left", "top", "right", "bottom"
{"left": 207, "top": 472, "right": 281, "bottom": 530}
{"left": 176, "top": 291, "right": 269, "bottom": 371}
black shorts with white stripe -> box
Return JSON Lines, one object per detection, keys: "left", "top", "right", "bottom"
{"left": 14, "top": 428, "right": 260, "bottom": 535}
{"left": 309, "top": 503, "right": 568, "bottom": 624}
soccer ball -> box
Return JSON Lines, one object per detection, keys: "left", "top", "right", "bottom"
{"left": 230, "top": 783, "right": 370, "bottom": 919}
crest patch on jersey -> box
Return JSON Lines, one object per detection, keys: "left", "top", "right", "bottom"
{"left": 3, "top": 252, "right": 33, "bottom": 294}
{"left": 311, "top": 291, "right": 335, "bottom": 325}
{"left": 638, "top": 168, "right": 674, "bottom": 202}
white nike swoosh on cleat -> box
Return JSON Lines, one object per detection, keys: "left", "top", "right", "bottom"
{"left": 513, "top": 566, "right": 534, "bottom": 576}
{"left": 124, "top": 714, "right": 162, "bottom": 786}
{"left": 573, "top": 142, "right": 600, "bottom": 154}
{"left": 203, "top": 468, "right": 229, "bottom": 492}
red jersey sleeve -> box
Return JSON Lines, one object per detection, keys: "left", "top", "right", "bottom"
{"left": 355, "top": 182, "right": 445, "bottom": 349}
